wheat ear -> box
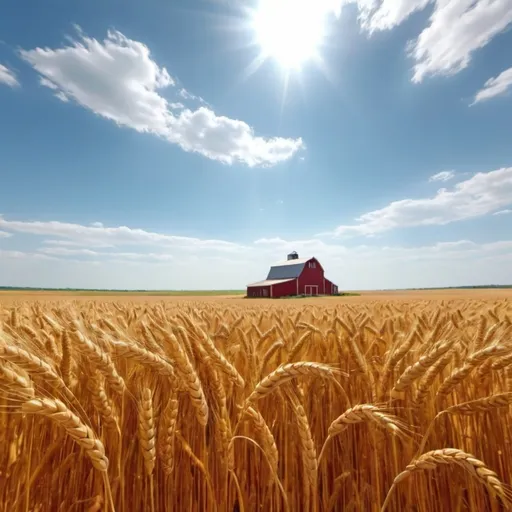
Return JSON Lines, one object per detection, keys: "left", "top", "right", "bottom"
{"left": 138, "top": 387, "right": 156, "bottom": 476}
{"left": 319, "top": 404, "right": 408, "bottom": 463}
{"left": 0, "top": 343, "right": 72, "bottom": 398}
{"left": 381, "top": 448, "right": 510, "bottom": 511}
{"left": 88, "top": 370, "right": 118, "bottom": 429}
{"left": 414, "top": 350, "right": 453, "bottom": 405}
{"left": 197, "top": 329, "right": 245, "bottom": 388}
{"left": 159, "top": 394, "right": 179, "bottom": 476}
{"left": 21, "top": 397, "right": 108, "bottom": 472}
{"left": 71, "top": 329, "right": 125, "bottom": 395}
{"left": 391, "top": 339, "right": 454, "bottom": 399}
{"left": 418, "top": 392, "right": 512, "bottom": 455}
{"left": 110, "top": 339, "right": 175, "bottom": 377}
{"left": 0, "top": 359, "right": 35, "bottom": 400}
{"left": 437, "top": 344, "right": 508, "bottom": 398}
{"left": 246, "top": 362, "right": 344, "bottom": 404}
{"left": 259, "top": 340, "right": 284, "bottom": 377}
{"left": 160, "top": 331, "right": 208, "bottom": 426}
{"left": 60, "top": 330, "right": 73, "bottom": 386}
{"left": 244, "top": 406, "right": 279, "bottom": 475}
{"left": 287, "top": 332, "right": 312, "bottom": 362}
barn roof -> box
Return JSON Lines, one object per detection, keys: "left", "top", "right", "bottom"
{"left": 247, "top": 278, "right": 295, "bottom": 288}
{"left": 266, "top": 257, "right": 311, "bottom": 280}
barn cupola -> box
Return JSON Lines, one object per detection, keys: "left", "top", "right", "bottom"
{"left": 287, "top": 251, "right": 299, "bottom": 261}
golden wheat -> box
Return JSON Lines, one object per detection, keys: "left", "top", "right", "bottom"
{"left": 0, "top": 296, "right": 511, "bottom": 511}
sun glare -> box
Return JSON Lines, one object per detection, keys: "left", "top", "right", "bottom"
{"left": 253, "top": 0, "right": 326, "bottom": 70}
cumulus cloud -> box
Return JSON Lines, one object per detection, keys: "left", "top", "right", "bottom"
{"left": 0, "top": 64, "right": 19, "bottom": 88}
{"left": 473, "top": 66, "right": 512, "bottom": 104}
{"left": 429, "top": 170, "right": 455, "bottom": 182}
{"left": 20, "top": 29, "right": 303, "bottom": 167}
{"left": 326, "top": 167, "right": 512, "bottom": 237}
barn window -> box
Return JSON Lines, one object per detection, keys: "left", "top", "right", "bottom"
{"left": 308, "top": 261, "right": 316, "bottom": 269}
{"left": 262, "top": 289, "right": 268, "bottom": 297}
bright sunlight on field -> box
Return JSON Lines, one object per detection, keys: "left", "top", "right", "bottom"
{"left": 0, "top": 294, "right": 511, "bottom": 510}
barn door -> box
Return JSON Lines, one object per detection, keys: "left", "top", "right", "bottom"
{"left": 305, "top": 285, "right": 318, "bottom": 296}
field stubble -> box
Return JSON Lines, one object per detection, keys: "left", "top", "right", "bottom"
{"left": 0, "top": 294, "right": 511, "bottom": 511}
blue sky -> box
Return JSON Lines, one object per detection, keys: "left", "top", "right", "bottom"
{"left": 0, "top": 0, "right": 511, "bottom": 290}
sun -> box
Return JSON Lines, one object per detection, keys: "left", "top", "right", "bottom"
{"left": 252, "top": 0, "right": 326, "bottom": 70}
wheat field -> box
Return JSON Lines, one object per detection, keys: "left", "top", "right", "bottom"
{"left": 0, "top": 296, "right": 512, "bottom": 511}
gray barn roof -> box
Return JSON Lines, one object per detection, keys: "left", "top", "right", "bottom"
{"left": 266, "top": 257, "right": 311, "bottom": 280}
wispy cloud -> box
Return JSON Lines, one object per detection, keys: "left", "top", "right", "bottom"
{"left": 493, "top": 209, "right": 512, "bottom": 216}
{"left": 0, "top": 64, "right": 19, "bottom": 88}
{"left": 429, "top": 170, "right": 455, "bottom": 182}
{"left": 323, "top": 167, "right": 512, "bottom": 237}
{"left": 0, "top": 216, "right": 247, "bottom": 253}
{"left": 20, "top": 28, "right": 303, "bottom": 167}
{"left": 409, "top": 0, "right": 512, "bottom": 83}
{"left": 38, "top": 246, "right": 176, "bottom": 262}
{"left": 473, "top": 66, "right": 512, "bottom": 104}
{"left": 342, "top": 0, "right": 512, "bottom": 83}
{"left": 0, "top": 231, "right": 12, "bottom": 239}
{"left": 1, "top": 216, "right": 511, "bottom": 289}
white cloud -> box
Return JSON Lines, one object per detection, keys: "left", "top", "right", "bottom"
{"left": 410, "top": 0, "right": 512, "bottom": 83}
{"left": 0, "top": 64, "right": 19, "bottom": 88}
{"left": 178, "top": 88, "right": 207, "bottom": 105}
{"left": 0, "top": 216, "right": 247, "bottom": 253}
{"left": 42, "top": 239, "right": 110, "bottom": 247}
{"left": 473, "top": 66, "right": 512, "bottom": 104}
{"left": 0, "top": 231, "right": 12, "bottom": 239}
{"left": 38, "top": 246, "right": 175, "bottom": 261}
{"left": 356, "top": 0, "right": 432, "bottom": 32}
{"left": 340, "top": 0, "right": 512, "bottom": 83}
{"left": 54, "top": 91, "right": 70, "bottom": 103}
{"left": 20, "top": 29, "right": 303, "bottom": 167}
{"left": 0, "top": 250, "right": 55, "bottom": 260}
{"left": 429, "top": 170, "right": 455, "bottom": 182}
{"left": 326, "top": 167, "right": 512, "bottom": 237}
{"left": 494, "top": 209, "right": 512, "bottom": 216}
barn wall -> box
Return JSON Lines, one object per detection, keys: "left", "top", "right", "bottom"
{"left": 246, "top": 286, "right": 271, "bottom": 298}
{"left": 324, "top": 278, "right": 338, "bottom": 295}
{"left": 272, "top": 279, "right": 298, "bottom": 298}
{"left": 298, "top": 258, "right": 325, "bottom": 295}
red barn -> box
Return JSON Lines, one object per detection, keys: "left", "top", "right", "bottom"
{"left": 247, "top": 252, "right": 339, "bottom": 298}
